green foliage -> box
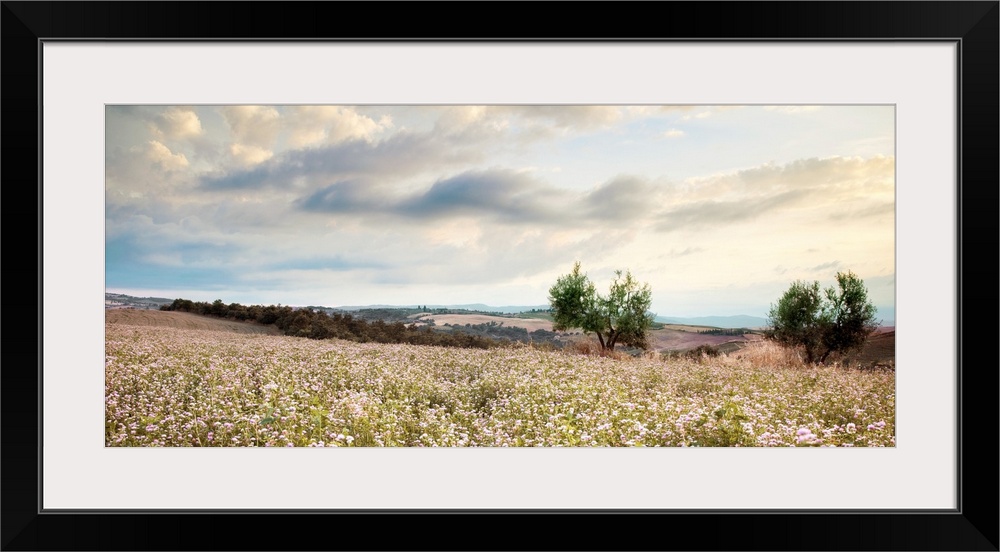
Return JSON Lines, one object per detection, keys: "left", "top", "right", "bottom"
{"left": 548, "top": 262, "right": 655, "bottom": 352}
{"left": 766, "top": 271, "right": 880, "bottom": 364}
{"left": 548, "top": 262, "right": 597, "bottom": 332}
{"left": 766, "top": 280, "right": 826, "bottom": 363}
{"left": 688, "top": 344, "right": 721, "bottom": 361}
{"left": 663, "top": 344, "right": 723, "bottom": 363}
{"left": 699, "top": 327, "right": 751, "bottom": 336}
{"left": 821, "top": 272, "right": 881, "bottom": 359}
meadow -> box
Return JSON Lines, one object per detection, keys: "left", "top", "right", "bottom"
{"left": 105, "top": 322, "right": 895, "bottom": 448}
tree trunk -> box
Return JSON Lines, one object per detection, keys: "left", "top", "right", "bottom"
{"left": 596, "top": 332, "right": 606, "bottom": 351}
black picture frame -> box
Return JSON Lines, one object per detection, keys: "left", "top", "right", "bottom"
{"left": 3, "top": 2, "right": 997, "bottom": 550}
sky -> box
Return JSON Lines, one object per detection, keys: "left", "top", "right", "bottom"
{"left": 105, "top": 105, "right": 895, "bottom": 320}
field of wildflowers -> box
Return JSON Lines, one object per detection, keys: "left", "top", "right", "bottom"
{"left": 106, "top": 324, "right": 895, "bottom": 447}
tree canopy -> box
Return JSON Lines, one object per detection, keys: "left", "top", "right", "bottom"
{"left": 766, "top": 271, "right": 880, "bottom": 364}
{"left": 548, "top": 262, "right": 654, "bottom": 352}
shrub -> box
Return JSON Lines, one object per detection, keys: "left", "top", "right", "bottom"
{"left": 686, "top": 344, "right": 721, "bottom": 361}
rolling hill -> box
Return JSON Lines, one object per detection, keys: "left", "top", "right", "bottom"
{"left": 655, "top": 314, "right": 768, "bottom": 329}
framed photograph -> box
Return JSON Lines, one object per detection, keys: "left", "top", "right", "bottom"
{"left": 5, "top": 2, "right": 997, "bottom": 550}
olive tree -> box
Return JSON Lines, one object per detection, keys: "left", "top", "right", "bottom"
{"left": 766, "top": 271, "right": 880, "bottom": 364}
{"left": 548, "top": 262, "right": 654, "bottom": 352}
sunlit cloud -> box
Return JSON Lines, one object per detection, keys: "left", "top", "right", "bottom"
{"left": 285, "top": 106, "right": 392, "bottom": 147}
{"left": 145, "top": 140, "right": 189, "bottom": 171}
{"left": 150, "top": 106, "right": 204, "bottom": 140}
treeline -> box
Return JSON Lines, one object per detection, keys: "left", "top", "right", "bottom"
{"left": 318, "top": 307, "right": 545, "bottom": 324}
{"left": 418, "top": 307, "right": 534, "bottom": 318}
{"left": 698, "top": 328, "right": 752, "bottom": 336}
{"left": 160, "top": 299, "right": 499, "bottom": 349}
{"left": 352, "top": 308, "right": 421, "bottom": 323}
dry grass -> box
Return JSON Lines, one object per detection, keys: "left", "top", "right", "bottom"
{"left": 727, "top": 339, "right": 806, "bottom": 369}
{"left": 725, "top": 334, "right": 896, "bottom": 371}
{"left": 568, "top": 339, "right": 632, "bottom": 360}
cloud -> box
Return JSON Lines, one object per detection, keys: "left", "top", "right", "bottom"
{"left": 298, "top": 180, "right": 384, "bottom": 213}
{"left": 199, "top": 105, "right": 729, "bottom": 193}
{"left": 656, "top": 189, "right": 810, "bottom": 232}
{"left": 681, "top": 110, "right": 713, "bottom": 121}
{"left": 300, "top": 169, "right": 565, "bottom": 226}
{"left": 810, "top": 260, "right": 842, "bottom": 273}
{"left": 678, "top": 106, "right": 744, "bottom": 121}
{"left": 665, "top": 247, "right": 704, "bottom": 258}
{"left": 229, "top": 143, "right": 274, "bottom": 166}
{"left": 504, "top": 105, "right": 624, "bottom": 129}
{"left": 581, "top": 175, "right": 658, "bottom": 223}
{"left": 422, "top": 218, "right": 485, "bottom": 249}
{"left": 655, "top": 155, "right": 895, "bottom": 232}
{"left": 431, "top": 106, "right": 631, "bottom": 143}
{"left": 266, "top": 255, "right": 388, "bottom": 272}
{"left": 428, "top": 106, "right": 517, "bottom": 147}
{"left": 285, "top": 106, "right": 392, "bottom": 147}
{"left": 216, "top": 106, "right": 283, "bottom": 168}
{"left": 221, "top": 106, "right": 281, "bottom": 148}
{"left": 150, "top": 107, "right": 204, "bottom": 140}
{"left": 145, "top": 140, "right": 189, "bottom": 171}
{"left": 828, "top": 201, "right": 894, "bottom": 221}
{"left": 663, "top": 129, "right": 685, "bottom": 138}
{"left": 435, "top": 106, "right": 493, "bottom": 131}
{"left": 201, "top": 127, "right": 482, "bottom": 191}
{"left": 299, "top": 169, "right": 668, "bottom": 232}
{"left": 107, "top": 140, "right": 193, "bottom": 199}
{"left": 400, "top": 170, "right": 551, "bottom": 220}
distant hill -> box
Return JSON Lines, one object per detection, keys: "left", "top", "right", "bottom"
{"left": 105, "top": 292, "right": 175, "bottom": 309}
{"left": 655, "top": 314, "right": 768, "bottom": 329}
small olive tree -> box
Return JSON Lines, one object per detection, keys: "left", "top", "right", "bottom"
{"left": 548, "top": 262, "right": 655, "bottom": 352}
{"left": 766, "top": 271, "right": 880, "bottom": 364}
